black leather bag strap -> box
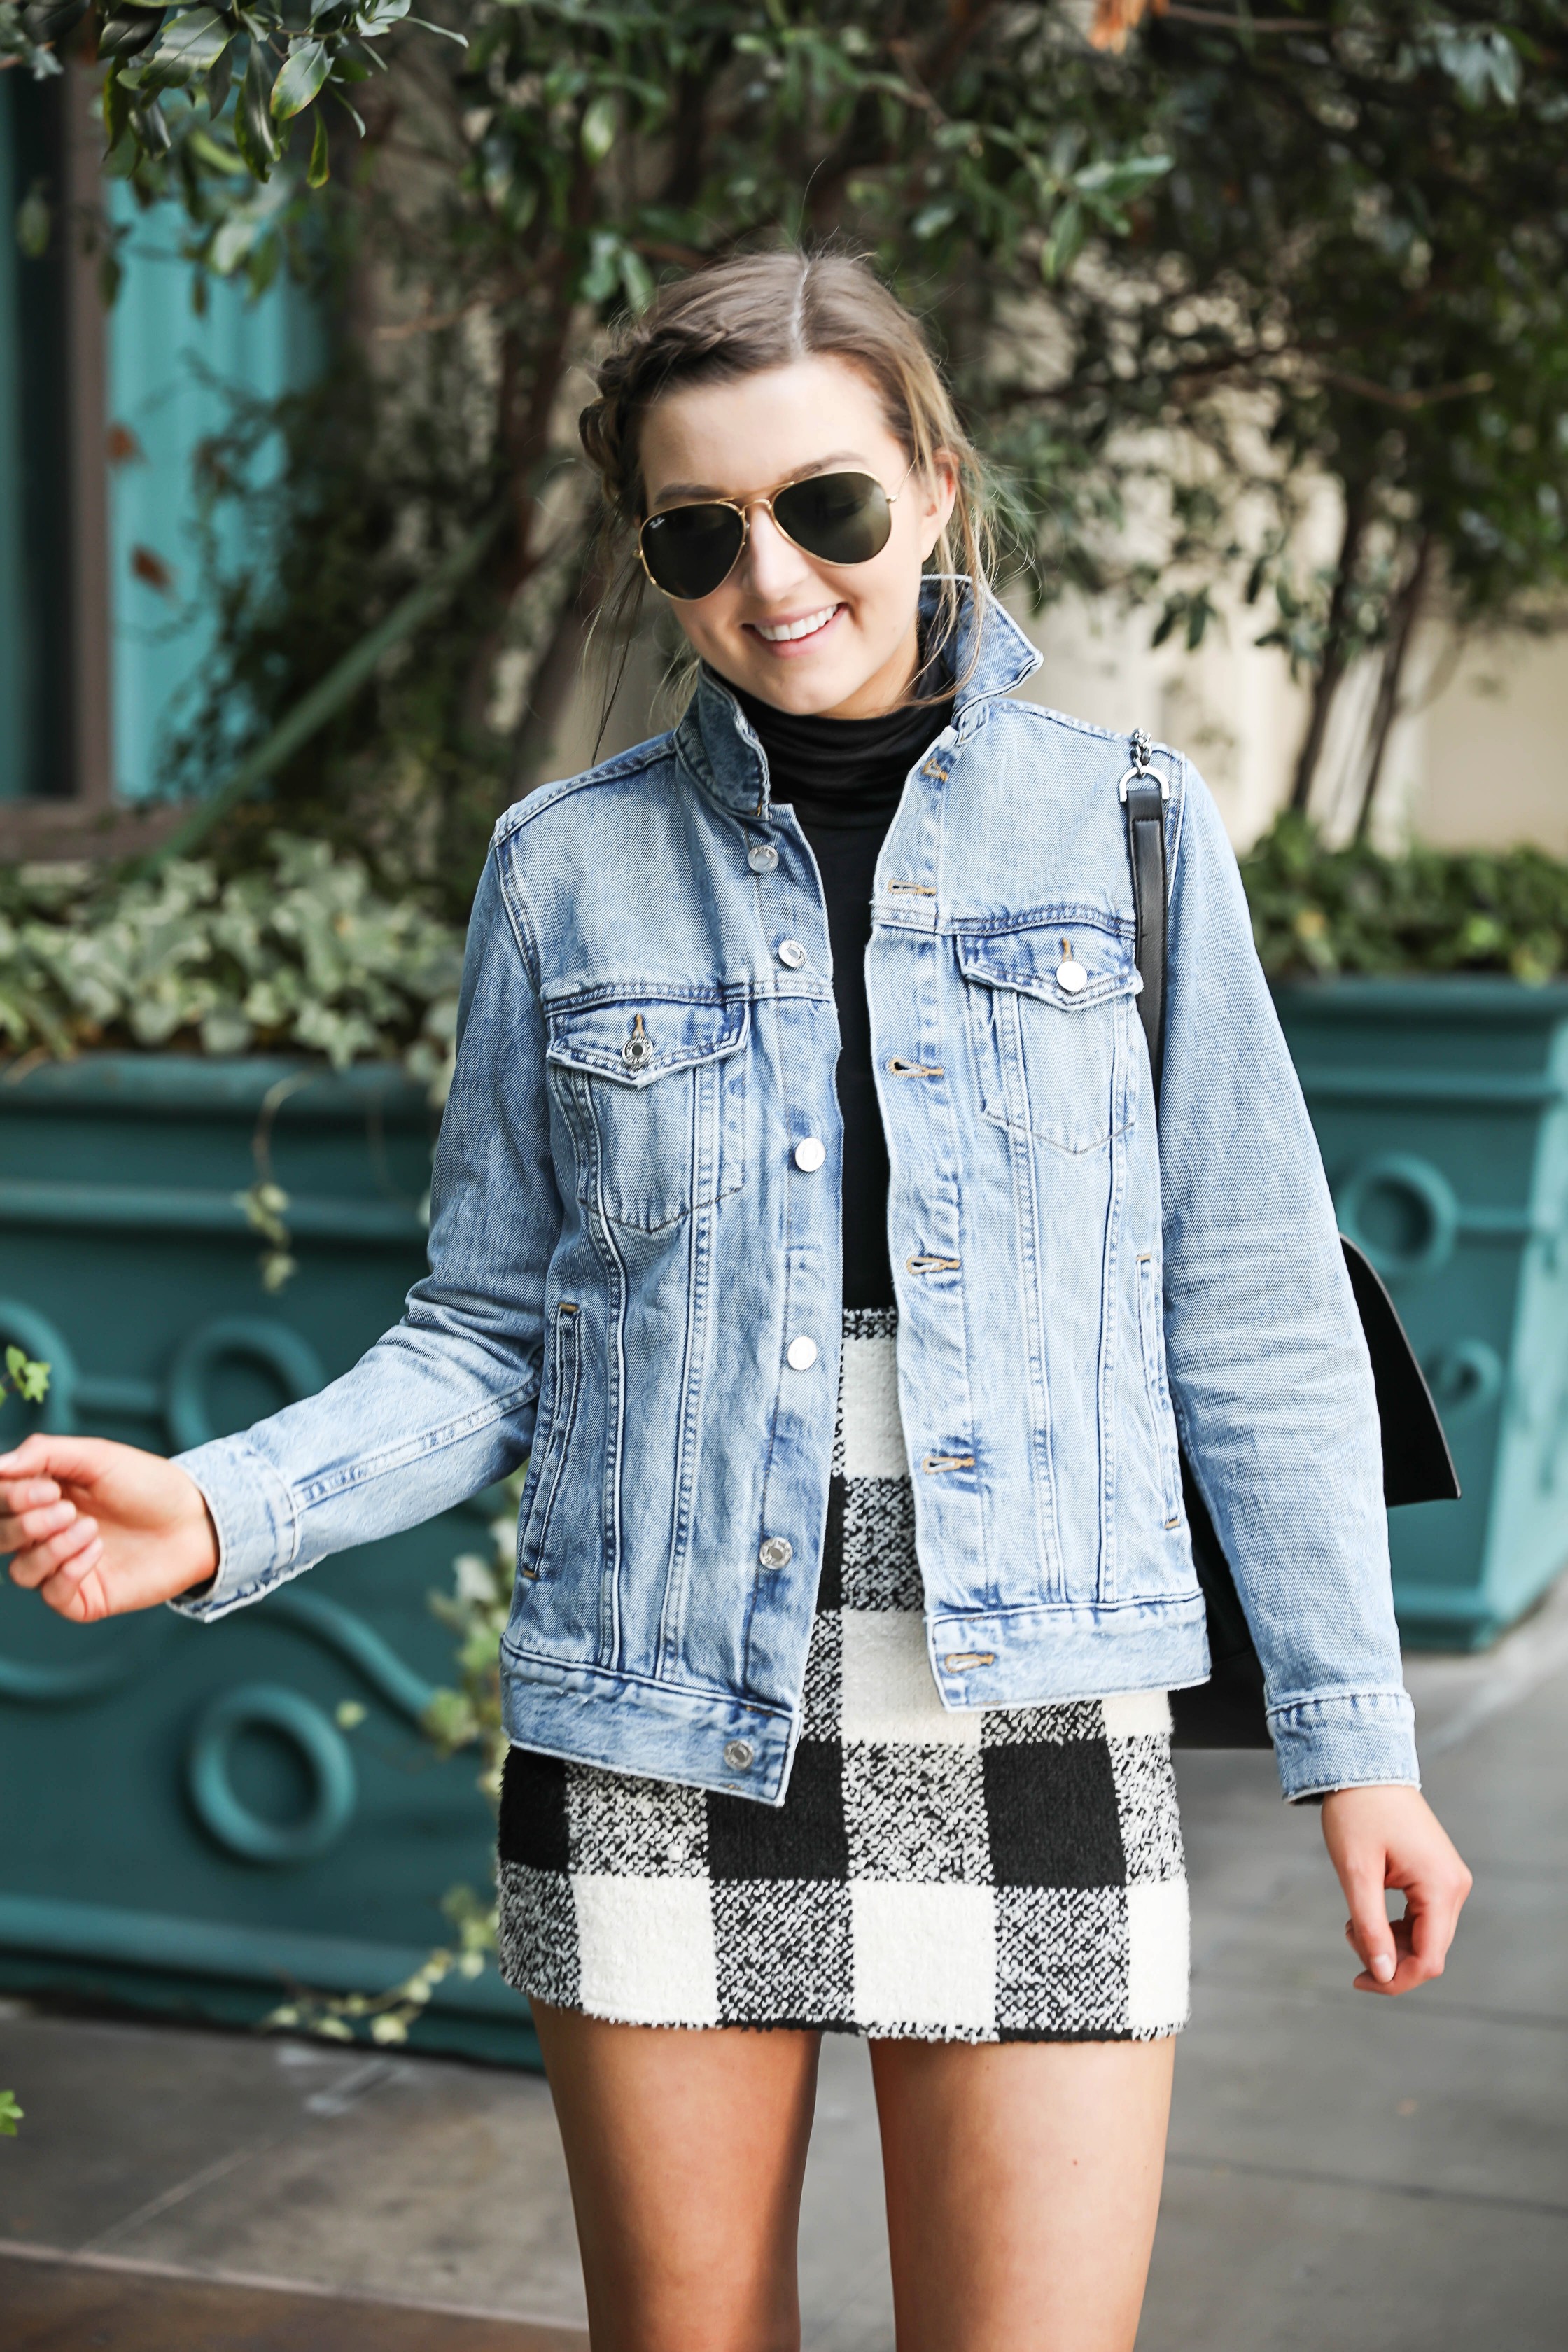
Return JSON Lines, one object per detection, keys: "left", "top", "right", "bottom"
{"left": 1121, "top": 730, "right": 1457, "bottom": 1749}
{"left": 1121, "top": 730, "right": 1169, "bottom": 1098}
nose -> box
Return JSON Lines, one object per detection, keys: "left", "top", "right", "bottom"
{"left": 738, "top": 502, "right": 816, "bottom": 602}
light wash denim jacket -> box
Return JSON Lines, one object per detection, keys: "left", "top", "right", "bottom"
{"left": 174, "top": 584, "right": 1419, "bottom": 1807}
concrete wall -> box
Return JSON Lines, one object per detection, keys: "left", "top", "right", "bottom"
{"left": 1018, "top": 593, "right": 1568, "bottom": 858}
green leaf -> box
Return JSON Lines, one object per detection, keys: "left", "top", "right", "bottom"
{"left": 234, "top": 41, "right": 280, "bottom": 179}
{"left": 102, "top": 64, "right": 133, "bottom": 153}
{"left": 911, "top": 197, "right": 959, "bottom": 241}
{"left": 617, "top": 241, "right": 653, "bottom": 314}
{"left": 188, "top": 127, "right": 248, "bottom": 176}
{"left": 307, "top": 107, "right": 330, "bottom": 188}
{"left": 1040, "top": 200, "right": 1084, "bottom": 284}
{"left": 131, "top": 97, "right": 172, "bottom": 155}
{"left": 580, "top": 90, "right": 617, "bottom": 164}
{"left": 1073, "top": 153, "right": 1172, "bottom": 202}
{"left": 0, "top": 2091, "right": 21, "bottom": 2138}
{"left": 97, "top": 10, "right": 166, "bottom": 62}
{"left": 22, "top": 0, "right": 91, "bottom": 38}
{"left": 204, "top": 37, "right": 233, "bottom": 120}
{"left": 148, "top": 8, "right": 230, "bottom": 83}
{"left": 15, "top": 180, "right": 51, "bottom": 260}
{"left": 272, "top": 39, "right": 330, "bottom": 122}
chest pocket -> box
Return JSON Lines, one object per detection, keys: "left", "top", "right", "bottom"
{"left": 958, "top": 917, "right": 1139, "bottom": 1155}
{"left": 546, "top": 993, "right": 748, "bottom": 1231}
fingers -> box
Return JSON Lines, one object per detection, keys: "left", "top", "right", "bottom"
{"left": 0, "top": 1434, "right": 108, "bottom": 1486}
{"left": 6, "top": 1508, "right": 100, "bottom": 1590}
{"left": 1341, "top": 1864, "right": 1398, "bottom": 1989}
{"left": 35, "top": 1541, "right": 108, "bottom": 1623}
{"left": 1, "top": 1489, "right": 76, "bottom": 1564}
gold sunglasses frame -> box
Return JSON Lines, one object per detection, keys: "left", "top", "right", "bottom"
{"left": 636, "top": 460, "right": 916, "bottom": 601}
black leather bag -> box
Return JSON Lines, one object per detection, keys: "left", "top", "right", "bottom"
{"left": 1120, "top": 742, "right": 1459, "bottom": 1749}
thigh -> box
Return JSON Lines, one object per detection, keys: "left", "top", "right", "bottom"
{"left": 871, "top": 2034, "right": 1175, "bottom": 2352}
{"left": 531, "top": 2001, "right": 821, "bottom": 2352}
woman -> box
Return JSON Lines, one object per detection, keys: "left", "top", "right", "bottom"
{"left": 1, "top": 252, "right": 1469, "bottom": 2352}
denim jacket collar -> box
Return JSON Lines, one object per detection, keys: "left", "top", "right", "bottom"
{"left": 673, "top": 577, "right": 1043, "bottom": 820}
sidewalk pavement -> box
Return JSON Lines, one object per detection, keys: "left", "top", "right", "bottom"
{"left": 4, "top": 1572, "right": 1566, "bottom": 2351}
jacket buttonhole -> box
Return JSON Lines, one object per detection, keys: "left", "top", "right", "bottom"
{"left": 944, "top": 1651, "right": 995, "bottom": 1671}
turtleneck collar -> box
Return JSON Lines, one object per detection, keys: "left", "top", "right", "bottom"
{"left": 672, "top": 578, "right": 1042, "bottom": 820}
{"left": 731, "top": 673, "right": 955, "bottom": 831}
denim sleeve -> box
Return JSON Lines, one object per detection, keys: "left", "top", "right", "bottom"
{"left": 169, "top": 843, "right": 559, "bottom": 1621}
{"left": 1158, "top": 765, "right": 1419, "bottom": 1800}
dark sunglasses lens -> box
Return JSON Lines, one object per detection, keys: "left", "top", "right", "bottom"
{"left": 773, "top": 472, "right": 892, "bottom": 566}
{"left": 640, "top": 503, "right": 746, "bottom": 599}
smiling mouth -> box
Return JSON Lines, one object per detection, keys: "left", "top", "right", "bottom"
{"left": 748, "top": 604, "right": 843, "bottom": 645}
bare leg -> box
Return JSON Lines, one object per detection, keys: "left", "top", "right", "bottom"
{"left": 871, "top": 2035, "right": 1175, "bottom": 2352}
{"left": 531, "top": 2002, "right": 821, "bottom": 2352}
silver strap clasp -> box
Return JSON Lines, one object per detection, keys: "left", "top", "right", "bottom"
{"left": 1118, "top": 726, "right": 1168, "bottom": 803}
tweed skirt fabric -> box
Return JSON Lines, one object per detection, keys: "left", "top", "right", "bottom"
{"left": 496, "top": 1309, "right": 1189, "bottom": 2040}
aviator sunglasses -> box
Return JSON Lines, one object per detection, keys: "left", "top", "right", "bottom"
{"left": 637, "top": 462, "right": 913, "bottom": 602}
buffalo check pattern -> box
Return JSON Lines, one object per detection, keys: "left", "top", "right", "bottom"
{"left": 497, "top": 1310, "right": 1189, "bottom": 2040}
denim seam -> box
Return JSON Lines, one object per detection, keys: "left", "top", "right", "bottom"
{"left": 1268, "top": 1688, "right": 1415, "bottom": 1721}
{"left": 292, "top": 1382, "right": 538, "bottom": 1508}
{"left": 499, "top": 1637, "right": 797, "bottom": 1723}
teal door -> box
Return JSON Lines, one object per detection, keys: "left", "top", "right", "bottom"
{"left": 0, "top": 1057, "right": 537, "bottom": 2065}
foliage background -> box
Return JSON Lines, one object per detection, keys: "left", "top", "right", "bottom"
{"left": 6, "top": 4, "right": 1568, "bottom": 958}
{"left": 102, "top": 0, "right": 1568, "bottom": 902}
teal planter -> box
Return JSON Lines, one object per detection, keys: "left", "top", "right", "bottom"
{"left": 0, "top": 1056, "right": 538, "bottom": 2066}
{"left": 1273, "top": 979, "right": 1568, "bottom": 1651}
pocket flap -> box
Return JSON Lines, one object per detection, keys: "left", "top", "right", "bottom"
{"left": 958, "top": 917, "right": 1138, "bottom": 1009}
{"left": 546, "top": 995, "right": 749, "bottom": 1086}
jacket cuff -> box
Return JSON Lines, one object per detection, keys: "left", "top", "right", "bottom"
{"left": 1268, "top": 1688, "right": 1420, "bottom": 1802}
{"left": 166, "top": 1436, "right": 301, "bottom": 1622}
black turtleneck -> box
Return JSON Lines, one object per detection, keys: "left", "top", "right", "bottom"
{"left": 735, "top": 682, "right": 955, "bottom": 1309}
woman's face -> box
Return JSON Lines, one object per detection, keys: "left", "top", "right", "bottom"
{"left": 636, "top": 354, "right": 957, "bottom": 720}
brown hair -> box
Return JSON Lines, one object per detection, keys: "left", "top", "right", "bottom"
{"left": 578, "top": 248, "right": 993, "bottom": 718}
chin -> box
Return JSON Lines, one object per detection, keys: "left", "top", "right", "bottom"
{"left": 724, "top": 640, "right": 871, "bottom": 715}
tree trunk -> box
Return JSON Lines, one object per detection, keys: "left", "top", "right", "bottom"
{"left": 1352, "top": 528, "right": 1434, "bottom": 843}
{"left": 1289, "top": 481, "right": 1371, "bottom": 815}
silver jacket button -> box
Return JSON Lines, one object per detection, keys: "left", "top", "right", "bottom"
{"left": 778, "top": 938, "right": 808, "bottom": 969}
{"left": 794, "top": 1136, "right": 826, "bottom": 1172}
{"left": 1056, "top": 958, "right": 1088, "bottom": 995}
{"left": 758, "top": 1536, "right": 793, "bottom": 1570}
{"left": 724, "top": 1739, "right": 754, "bottom": 1771}
{"left": 786, "top": 1335, "right": 818, "bottom": 1371}
{"left": 748, "top": 843, "right": 778, "bottom": 872}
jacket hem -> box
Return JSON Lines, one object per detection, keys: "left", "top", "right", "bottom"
{"left": 925, "top": 1590, "right": 1211, "bottom": 1710}
{"left": 500, "top": 1644, "right": 799, "bottom": 1806}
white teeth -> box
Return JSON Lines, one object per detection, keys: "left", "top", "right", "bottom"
{"left": 754, "top": 606, "right": 839, "bottom": 643}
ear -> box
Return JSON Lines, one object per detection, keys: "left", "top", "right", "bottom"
{"left": 914, "top": 451, "right": 960, "bottom": 563}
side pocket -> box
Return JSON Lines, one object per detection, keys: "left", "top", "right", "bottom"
{"left": 1135, "top": 1253, "right": 1182, "bottom": 1530}
{"left": 517, "top": 1303, "right": 582, "bottom": 1581}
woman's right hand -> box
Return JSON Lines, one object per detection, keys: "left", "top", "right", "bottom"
{"left": 0, "top": 1433, "right": 219, "bottom": 1623}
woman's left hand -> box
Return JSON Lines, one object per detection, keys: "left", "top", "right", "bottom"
{"left": 1320, "top": 1785, "right": 1472, "bottom": 1996}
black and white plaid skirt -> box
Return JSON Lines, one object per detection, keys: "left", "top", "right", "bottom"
{"left": 496, "top": 1308, "right": 1189, "bottom": 2040}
